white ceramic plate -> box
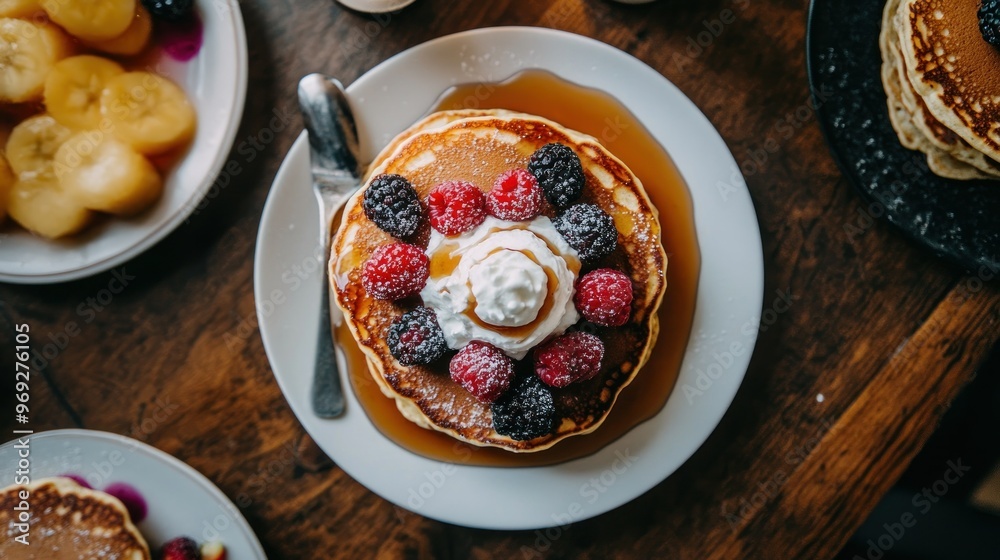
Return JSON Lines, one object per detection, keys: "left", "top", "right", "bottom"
{"left": 0, "top": 429, "right": 265, "bottom": 557}
{"left": 255, "top": 27, "right": 764, "bottom": 530}
{"left": 0, "top": 0, "right": 248, "bottom": 284}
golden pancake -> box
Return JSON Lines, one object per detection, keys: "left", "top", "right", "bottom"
{"left": 899, "top": 0, "right": 1000, "bottom": 168}
{"left": 880, "top": 0, "right": 1000, "bottom": 179}
{"left": 331, "top": 110, "right": 666, "bottom": 452}
{"left": 0, "top": 477, "right": 150, "bottom": 560}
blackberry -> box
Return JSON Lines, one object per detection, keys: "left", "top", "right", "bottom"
{"left": 387, "top": 307, "right": 447, "bottom": 366}
{"left": 490, "top": 374, "right": 556, "bottom": 441}
{"left": 528, "top": 143, "right": 585, "bottom": 209}
{"left": 363, "top": 174, "right": 423, "bottom": 239}
{"left": 980, "top": 1, "right": 1000, "bottom": 47}
{"left": 553, "top": 203, "right": 618, "bottom": 262}
{"left": 141, "top": 0, "right": 195, "bottom": 21}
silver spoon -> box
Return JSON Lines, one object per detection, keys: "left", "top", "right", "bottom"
{"left": 298, "top": 73, "right": 364, "bottom": 418}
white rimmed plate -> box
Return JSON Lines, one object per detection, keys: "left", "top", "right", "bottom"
{"left": 0, "top": 0, "right": 248, "bottom": 284}
{"left": 0, "top": 429, "right": 265, "bottom": 557}
{"left": 255, "top": 27, "right": 764, "bottom": 530}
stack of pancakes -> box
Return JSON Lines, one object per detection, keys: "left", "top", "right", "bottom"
{"left": 0, "top": 478, "right": 150, "bottom": 559}
{"left": 331, "top": 109, "right": 666, "bottom": 452}
{"left": 880, "top": 0, "right": 1000, "bottom": 180}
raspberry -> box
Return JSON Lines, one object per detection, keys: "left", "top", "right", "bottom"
{"left": 533, "top": 332, "right": 605, "bottom": 388}
{"left": 574, "top": 269, "right": 633, "bottom": 326}
{"left": 528, "top": 143, "right": 585, "bottom": 209}
{"left": 160, "top": 537, "right": 200, "bottom": 560}
{"left": 426, "top": 181, "right": 486, "bottom": 236}
{"left": 981, "top": 1, "right": 1000, "bottom": 47}
{"left": 362, "top": 174, "right": 422, "bottom": 239}
{"left": 361, "top": 243, "right": 429, "bottom": 300}
{"left": 490, "top": 374, "right": 556, "bottom": 440}
{"left": 553, "top": 203, "right": 618, "bottom": 262}
{"left": 388, "top": 307, "right": 448, "bottom": 365}
{"left": 486, "top": 168, "right": 543, "bottom": 222}
{"left": 141, "top": 0, "right": 194, "bottom": 21}
{"left": 449, "top": 341, "right": 514, "bottom": 403}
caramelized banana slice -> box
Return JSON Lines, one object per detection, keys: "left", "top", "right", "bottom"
{"left": 55, "top": 131, "right": 162, "bottom": 215}
{"left": 0, "top": 18, "right": 72, "bottom": 103}
{"left": 8, "top": 176, "right": 93, "bottom": 238}
{"left": 44, "top": 55, "right": 125, "bottom": 130}
{"left": 100, "top": 71, "right": 196, "bottom": 154}
{"left": 0, "top": 0, "right": 41, "bottom": 18}
{"left": 5, "top": 114, "right": 72, "bottom": 177}
{"left": 41, "top": 0, "right": 136, "bottom": 41}
{"left": 83, "top": 5, "right": 152, "bottom": 56}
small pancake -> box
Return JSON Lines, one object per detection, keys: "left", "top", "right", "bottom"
{"left": 880, "top": 0, "right": 999, "bottom": 179}
{"left": 331, "top": 110, "right": 666, "bottom": 452}
{"left": 0, "top": 477, "right": 150, "bottom": 560}
{"left": 899, "top": 0, "right": 1000, "bottom": 168}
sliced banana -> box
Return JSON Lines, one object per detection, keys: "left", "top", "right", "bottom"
{"left": 83, "top": 5, "right": 151, "bottom": 56}
{"left": 0, "top": 18, "right": 72, "bottom": 103}
{"left": 0, "top": 153, "right": 12, "bottom": 223}
{"left": 100, "top": 72, "right": 196, "bottom": 154}
{"left": 5, "top": 114, "right": 72, "bottom": 177}
{"left": 55, "top": 131, "right": 162, "bottom": 215}
{"left": 44, "top": 55, "right": 125, "bottom": 130}
{"left": 41, "top": 0, "right": 136, "bottom": 41}
{"left": 0, "top": 0, "right": 41, "bottom": 17}
{"left": 8, "top": 176, "right": 93, "bottom": 238}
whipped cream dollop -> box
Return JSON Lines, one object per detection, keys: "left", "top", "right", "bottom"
{"left": 469, "top": 250, "right": 547, "bottom": 327}
{"left": 420, "top": 216, "right": 580, "bottom": 360}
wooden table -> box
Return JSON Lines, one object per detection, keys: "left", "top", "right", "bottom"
{"left": 3, "top": 1, "right": 999, "bottom": 558}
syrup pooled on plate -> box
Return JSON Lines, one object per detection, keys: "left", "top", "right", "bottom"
{"left": 343, "top": 70, "right": 700, "bottom": 467}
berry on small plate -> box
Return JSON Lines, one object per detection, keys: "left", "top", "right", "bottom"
{"left": 0, "top": 0, "right": 247, "bottom": 284}
{"left": 161, "top": 536, "right": 200, "bottom": 560}
{"left": 0, "top": 429, "right": 264, "bottom": 558}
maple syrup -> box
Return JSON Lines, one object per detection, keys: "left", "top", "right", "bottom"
{"left": 340, "top": 70, "right": 701, "bottom": 467}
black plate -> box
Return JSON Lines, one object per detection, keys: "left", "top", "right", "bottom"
{"left": 806, "top": 0, "right": 999, "bottom": 272}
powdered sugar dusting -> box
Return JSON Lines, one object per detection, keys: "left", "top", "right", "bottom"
{"left": 361, "top": 243, "right": 429, "bottom": 300}
{"left": 449, "top": 341, "right": 514, "bottom": 402}
{"left": 426, "top": 180, "right": 487, "bottom": 236}
{"left": 534, "top": 332, "right": 605, "bottom": 388}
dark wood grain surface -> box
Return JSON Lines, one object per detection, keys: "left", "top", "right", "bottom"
{"left": 2, "top": 0, "right": 999, "bottom": 558}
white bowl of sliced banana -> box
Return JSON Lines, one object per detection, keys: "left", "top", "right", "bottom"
{"left": 0, "top": 0, "right": 247, "bottom": 283}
